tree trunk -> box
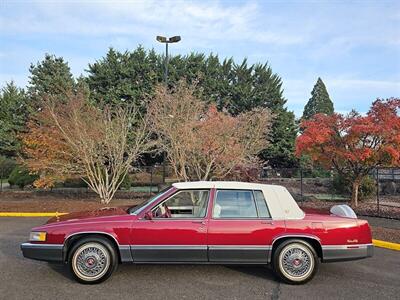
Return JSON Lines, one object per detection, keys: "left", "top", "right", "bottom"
{"left": 351, "top": 179, "right": 360, "bottom": 208}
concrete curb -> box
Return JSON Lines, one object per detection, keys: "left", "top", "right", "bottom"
{"left": 0, "top": 212, "right": 68, "bottom": 217}
{"left": 372, "top": 239, "right": 400, "bottom": 251}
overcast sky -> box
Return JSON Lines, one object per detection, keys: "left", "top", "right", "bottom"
{"left": 1, "top": 0, "right": 399, "bottom": 116}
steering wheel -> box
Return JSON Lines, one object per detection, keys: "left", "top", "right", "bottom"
{"left": 154, "top": 203, "right": 172, "bottom": 218}
{"left": 163, "top": 204, "right": 172, "bottom": 218}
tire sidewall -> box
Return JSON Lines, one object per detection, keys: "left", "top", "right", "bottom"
{"left": 68, "top": 236, "right": 118, "bottom": 284}
{"left": 272, "top": 239, "right": 319, "bottom": 284}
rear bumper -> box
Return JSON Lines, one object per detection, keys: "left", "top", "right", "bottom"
{"left": 322, "top": 244, "right": 373, "bottom": 262}
{"left": 20, "top": 243, "right": 64, "bottom": 263}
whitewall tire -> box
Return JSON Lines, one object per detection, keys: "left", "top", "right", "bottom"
{"left": 272, "top": 239, "right": 319, "bottom": 284}
{"left": 68, "top": 236, "right": 118, "bottom": 284}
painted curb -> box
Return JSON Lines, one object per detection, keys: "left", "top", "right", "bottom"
{"left": 0, "top": 212, "right": 68, "bottom": 217}
{"left": 372, "top": 239, "right": 400, "bottom": 251}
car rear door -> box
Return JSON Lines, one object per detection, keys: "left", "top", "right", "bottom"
{"left": 207, "top": 189, "right": 285, "bottom": 263}
{"left": 132, "top": 189, "right": 210, "bottom": 262}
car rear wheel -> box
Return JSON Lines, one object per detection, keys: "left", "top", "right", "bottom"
{"left": 272, "top": 239, "right": 319, "bottom": 284}
{"left": 68, "top": 236, "right": 118, "bottom": 284}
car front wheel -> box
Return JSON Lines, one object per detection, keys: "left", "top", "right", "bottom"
{"left": 272, "top": 239, "right": 319, "bottom": 284}
{"left": 68, "top": 236, "right": 118, "bottom": 284}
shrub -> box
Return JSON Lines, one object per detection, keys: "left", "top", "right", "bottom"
{"left": 358, "top": 176, "right": 376, "bottom": 199}
{"left": 0, "top": 156, "right": 16, "bottom": 179}
{"left": 332, "top": 174, "right": 376, "bottom": 200}
{"left": 225, "top": 164, "right": 261, "bottom": 181}
{"left": 119, "top": 174, "right": 132, "bottom": 190}
{"left": 132, "top": 171, "right": 163, "bottom": 185}
{"left": 62, "top": 177, "right": 88, "bottom": 188}
{"left": 8, "top": 165, "right": 39, "bottom": 189}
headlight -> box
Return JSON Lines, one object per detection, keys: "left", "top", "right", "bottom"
{"left": 29, "top": 231, "right": 47, "bottom": 242}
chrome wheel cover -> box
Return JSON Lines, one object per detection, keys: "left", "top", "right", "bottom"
{"left": 278, "top": 243, "right": 314, "bottom": 281}
{"left": 72, "top": 242, "right": 110, "bottom": 281}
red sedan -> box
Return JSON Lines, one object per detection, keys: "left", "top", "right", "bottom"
{"left": 21, "top": 181, "right": 373, "bottom": 284}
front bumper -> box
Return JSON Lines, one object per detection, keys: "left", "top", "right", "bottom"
{"left": 322, "top": 243, "right": 373, "bottom": 262}
{"left": 20, "top": 243, "right": 64, "bottom": 263}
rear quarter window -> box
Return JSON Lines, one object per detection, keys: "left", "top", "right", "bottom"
{"left": 254, "top": 190, "right": 271, "bottom": 218}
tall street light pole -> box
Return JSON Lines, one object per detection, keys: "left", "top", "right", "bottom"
{"left": 156, "top": 35, "right": 181, "bottom": 183}
{"left": 156, "top": 35, "right": 181, "bottom": 86}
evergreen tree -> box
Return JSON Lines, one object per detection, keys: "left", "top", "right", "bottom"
{"left": 28, "top": 54, "right": 75, "bottom": 107}
{"left": 86, "top": 47, "right": 160, "bottom": 108}
{"left": 0, "top": 82, "right": 28, "bottom": 157}
{"left": 224, "top": 59, "right": 297, "bottom": 167}
{"left": 302, "top": 77, "right": 334, "bottom": 119}
{"left": 261, "top": 108, "right": 297, "bottom": 168}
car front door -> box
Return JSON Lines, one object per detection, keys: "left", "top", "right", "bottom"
{"left": 208, "top": 189, "right": 285, "bottom": 263}
{"left": 132, "top": 189, "right": 210, "bottom": 262}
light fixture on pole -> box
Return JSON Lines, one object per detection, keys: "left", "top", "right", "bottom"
{"left": 156, "top": 35, "right": 181, "bottom": 85}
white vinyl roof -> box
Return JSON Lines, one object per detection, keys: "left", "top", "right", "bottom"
{"left": 172, "top": 181, "right": 305, "bottom": 220}
{"left": 173, "top": 181, "right": 270, "bottom": 190}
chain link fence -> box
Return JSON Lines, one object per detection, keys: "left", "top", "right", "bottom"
{"left": 259, "top": 167, "right": 400, "bottom": 212}
{"left": 259, "top": 168, "right": 340, "bottom": 202}
{"left": 374, "top": 168, "right": 400, "bottom": 211}
{"left": 1, "top": 163, "right": 399, "bottom": 211}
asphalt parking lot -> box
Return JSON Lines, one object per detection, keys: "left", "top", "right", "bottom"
{"left": 0, "top": 218, "right": 399, "bottom": 300}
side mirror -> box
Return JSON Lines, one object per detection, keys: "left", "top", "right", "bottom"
{"left": 144, "top": 211, "right": 153, "bottom": 220}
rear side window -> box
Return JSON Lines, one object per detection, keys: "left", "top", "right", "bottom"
{"left": 213, "top": 190, "right": 258, "bottom": 218}
{"left": 254, "top": 190, "right": 271, "bottom": 218}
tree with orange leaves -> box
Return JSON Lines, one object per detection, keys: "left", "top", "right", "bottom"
{"left": 296, "top": 98, "right": 400, "bottom": 207}
{"left": 148, "top": 81, "right": 271, "bottom": 181}
{"left": 22, "top": 90, "right": 152, "bottom": 203}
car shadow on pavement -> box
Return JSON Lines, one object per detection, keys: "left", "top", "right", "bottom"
{"left": 47, "top": 263, "right": 276, "bottom": 283}
{"left": 47, "top": 263, "right": 75, "bottom": 281}
{"left": 227, "top": 265, "right": 276, "bottom": 281}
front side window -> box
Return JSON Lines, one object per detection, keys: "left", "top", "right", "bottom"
{"left": 153, "top": 190, "right": 210, "bottom": 218}
{"left": 129, "top": 186, "right": 172, "bottom": 215}
{"left": 213, "top": 190, "right": 258, "bottom": 218}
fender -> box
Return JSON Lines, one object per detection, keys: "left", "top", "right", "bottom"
{"left": 269, "top": 234, "right": 322, "bottom": 262}
{"left": 63, "top": 231, "right": 133, "bottom": 263}
{"left": 64, "top": 231, "right": 121, "bottom": 247}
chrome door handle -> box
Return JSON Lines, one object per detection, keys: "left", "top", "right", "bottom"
{"left": 192, "top": 221, "right": 206, "bottom": 225}
{"left": 261, "top": 221, "right": 274, "bottom": 225}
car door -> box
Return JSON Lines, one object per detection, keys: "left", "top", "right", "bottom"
{"left": 132, "top": 189, "right": 210, "bottom": 262}
{"left": 208, "top": 189, "right": 285, "bottom": 263}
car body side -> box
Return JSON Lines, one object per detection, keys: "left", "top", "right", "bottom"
{"left": 21, "top": 183, "right": 373, "bottom": 265}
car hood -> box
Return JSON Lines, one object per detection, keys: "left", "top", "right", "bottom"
{"left": 46, "top": 206, "right": 132, "bottom": 224}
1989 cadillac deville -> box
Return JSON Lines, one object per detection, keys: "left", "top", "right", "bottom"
{"left": 21, "top": 181, "right": 373, "bottom": 284}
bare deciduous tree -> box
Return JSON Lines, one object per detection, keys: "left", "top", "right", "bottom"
{"left": 148, "top": 81, "right": 272, "bottom": 181}
{"left": 23, "top": 90, "right": 152, "bottom": 203}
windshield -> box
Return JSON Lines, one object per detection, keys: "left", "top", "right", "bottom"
{"left": 128, "top": 186, "right": 172, "bottom": 215}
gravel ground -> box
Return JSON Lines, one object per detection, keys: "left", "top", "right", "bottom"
{"left": 361, "top": 216, "right": 400, "bottom": 243}
{"left": 299, "top": 199, "right": 400, "bottom": 219}
{"left": 0, "top": 190, "right": 145, "bottom": 212}
{"left": 300, "top": 202, "right": 400, "bottom": 243}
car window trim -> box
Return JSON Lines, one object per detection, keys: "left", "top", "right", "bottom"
{"left": 149, "top": 189, "right": 211, "bottom": 220}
